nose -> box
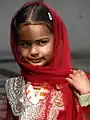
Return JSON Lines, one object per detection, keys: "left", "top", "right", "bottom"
{"left": 30, "top": 45, "right": 39, "bottom": 57}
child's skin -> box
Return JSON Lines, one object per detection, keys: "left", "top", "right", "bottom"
{"left": 66, "top": 69, "right": 90, "bottom": 95}
{"left": 18, "top": 24, "right": 54, "bottom": 66}
{"left": 18, "top": 23, "right": 90, "bottom": 95}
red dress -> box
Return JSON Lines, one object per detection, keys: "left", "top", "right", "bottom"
{"left": 0, "top": 76, "right": 90, "bottom": 120}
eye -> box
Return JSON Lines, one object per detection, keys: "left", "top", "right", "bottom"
{"left": 18, "top": 41, "right": 30, "bottom": 48}
{"left": 37, "top": 39, "right": 49, "bottom": 46}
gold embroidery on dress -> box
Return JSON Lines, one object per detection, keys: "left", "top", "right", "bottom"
{"left": 5, "top": 76, "right": 65, "bottom": 120}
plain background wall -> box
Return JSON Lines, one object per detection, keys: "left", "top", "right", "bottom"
{"left": 45, "top": 0, "right": 90, "bottom": 54}
{"left": 0, "top": 0, "right": 90, "bottom": 72}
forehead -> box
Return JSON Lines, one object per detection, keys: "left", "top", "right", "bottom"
{"left": 18, "top": 24, "right": 52, "bottom": 40}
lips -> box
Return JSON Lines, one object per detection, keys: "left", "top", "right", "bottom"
{"left": 29, "top": 58, "right": 43, "bottom": 63}
{"left": 30, "top": 59, "right": 42, "bottom": 63}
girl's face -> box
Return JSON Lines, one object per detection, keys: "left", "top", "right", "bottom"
{"left": 18, "top": 24, "right": 54, "bottom": 66}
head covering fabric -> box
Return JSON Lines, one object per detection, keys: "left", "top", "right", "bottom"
{"left": 10, "top": 2, "right": 72, "bottom": 85}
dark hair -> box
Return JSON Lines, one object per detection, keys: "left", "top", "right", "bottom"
{"left": 13, "top": 3, "right": 53, "bottom": 39}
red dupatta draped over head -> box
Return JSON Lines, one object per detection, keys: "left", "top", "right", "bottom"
{"left": 10, "top": 1, "right": 72, "bottom": 85}
{"left": 9, "top": 2, "right": 85, "bottom": 120}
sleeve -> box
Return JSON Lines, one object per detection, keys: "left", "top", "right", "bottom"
{"left": 80, "top": 105, "right": 90, "bottom": 120}
{"left": 78, "top": 93, "right": 90, "bottom": 120}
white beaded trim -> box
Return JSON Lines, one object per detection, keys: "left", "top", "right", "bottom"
{"left": 79, "top": 93, "right": 90, "bottom": 107}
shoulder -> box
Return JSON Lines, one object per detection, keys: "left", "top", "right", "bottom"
{"left": 5, "top": 76, "right": 25, "bottom": 88}
{"left": 5, "top": 76, "right": 25, "bottom": 116}
{"left": 5, "top": 76, "right": 25, "bottom": 91}
{"left": 5, "top": 76, "right": 25, "bottom": 104}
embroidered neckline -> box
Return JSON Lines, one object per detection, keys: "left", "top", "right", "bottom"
{"left": 25, "top": 82, "right": 51, "bottom": 105}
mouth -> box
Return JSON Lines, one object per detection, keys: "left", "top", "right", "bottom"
{"left": 28, "top": 58, "right": 44, "bottom": 64}
{"left": 30, "top": 59, "right": 42, "bottom": 63}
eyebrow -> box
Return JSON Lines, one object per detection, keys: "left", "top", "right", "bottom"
{"left": 18, "top": 38, "right": 49, "bottom": 45}
{"left": 19, "top": 37, "right": 49, "bottom": 42}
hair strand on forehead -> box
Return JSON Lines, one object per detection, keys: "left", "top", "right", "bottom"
{"left": 27, "top": 5, "right": 38, "bottom": 22}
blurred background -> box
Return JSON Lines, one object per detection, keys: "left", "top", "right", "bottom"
{"left": 0, "top": 0, "right": 90, "bottom": 96}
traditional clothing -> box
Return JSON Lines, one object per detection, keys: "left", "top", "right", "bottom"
{"left": 1, "top": 2, "right": 90, "bottom": 120}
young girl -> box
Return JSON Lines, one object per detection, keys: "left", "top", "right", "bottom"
{"left": 3, "top": 1, "right": 90, "bottom": 120}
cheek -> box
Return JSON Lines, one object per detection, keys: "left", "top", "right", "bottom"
{"left": 47, "top": 41, "right": 54, "bottom": 56}
{"left": 18, "top": 46, "right": 29, "bottom": 57}
{"left": 41, "top": 43, "right": 54, "bottom": 57}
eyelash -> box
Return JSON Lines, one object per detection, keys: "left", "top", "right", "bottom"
{"left": 37, "top": 40, "right": 49, "bottom": 46}
{"left": 19, "top": 42, "right": 30, "bottom": 48}
{"left": 18, "top": 39, "right": 49, "bottom": 47}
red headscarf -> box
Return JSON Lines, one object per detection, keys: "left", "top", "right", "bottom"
{"left": 10, "top": 2, "right": 84, "bottom": 120}
{"left": 10, "top": 2, "right": 72, "bottom": 85}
